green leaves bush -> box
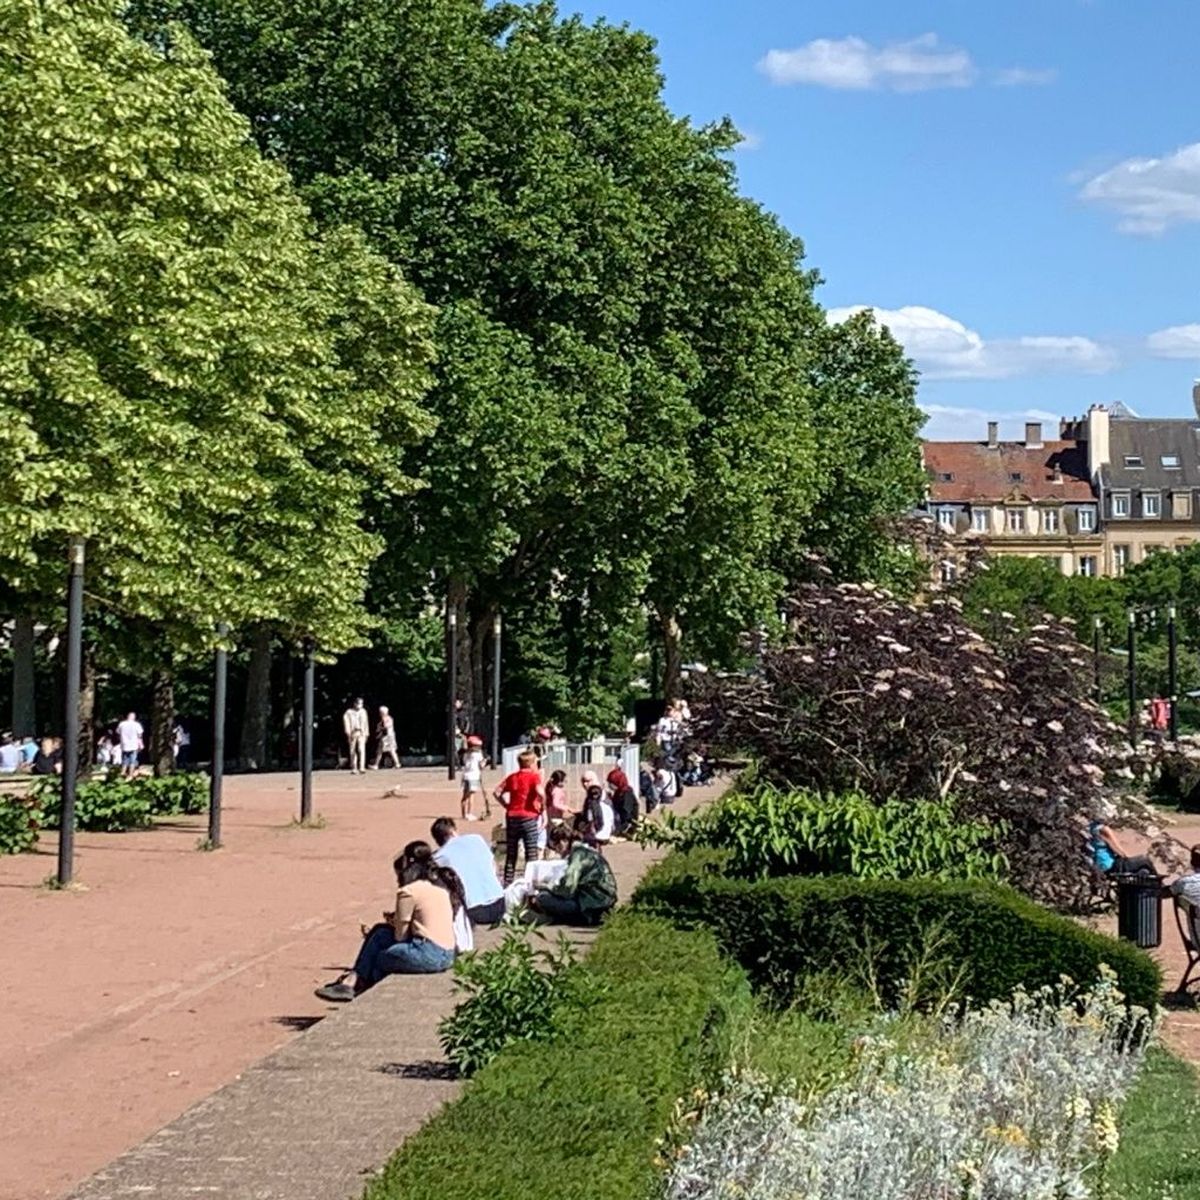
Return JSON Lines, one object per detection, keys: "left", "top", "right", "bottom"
{"left": 634, "top": 849, "right": 1161, "bottom": 1013}
{"left": 34, "top": 771, "right": 209, "bottom": 834}
{"left": 438, "top": 929, "right": 606, "bottom": 1076}
{"left": 365, "top": 913, "right": 748, "bottom": 1200}
{"left": 657, "top": 783, "right": 1005, "bottom": 881}
{"left": 0, "top": 792, "right": 39, "bottom": 854}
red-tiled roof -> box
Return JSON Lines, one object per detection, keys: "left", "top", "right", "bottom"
{"left": 923, "top": 440, "right": 1094, "bottom": 502}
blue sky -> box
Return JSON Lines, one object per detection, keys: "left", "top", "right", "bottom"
{"left": 568, "top": 0, "right": 1200, "bottom": 441}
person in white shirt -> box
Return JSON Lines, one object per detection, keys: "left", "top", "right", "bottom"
{"left": 116, "top": 712, "right": 144, "bottom": 779}
{"left": 431, "top": 816, "right": 505, "bottom": 925}
{"left": 460, "top": 735, "right": 488, "bottom": 821}
{"left": 370, "top": 705, "right": 399, "bottom": 769}
{"left": 343, "top": 698, "right": 369, "bottom": 774}
{"left": 0, "top": 735, "right": 19, "bottom": 774}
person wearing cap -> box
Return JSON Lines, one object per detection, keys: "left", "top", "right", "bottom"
{"left": 460, "top": 734, "right": 487, "bottom": 821}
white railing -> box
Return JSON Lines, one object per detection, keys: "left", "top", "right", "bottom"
{"left": 502, "top": 738, "right": 639, "bottom": 784}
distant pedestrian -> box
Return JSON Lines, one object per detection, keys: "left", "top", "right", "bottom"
{"left": 343, "top": 697, "right": 368, "bottom": 774}
{"left": 116, "top": 711, "right": 144, "bottom": 778}
{"left": 371, "top": 706, "right": 399, "bottom": 770}
{"left": 172, "top": 719, "right": 190, "bottom": 768}
{"left": 460, "top": 734, "right": 487, "bottom": 821}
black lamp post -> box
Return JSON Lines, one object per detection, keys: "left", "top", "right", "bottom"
{"left": 491, "top": 612, "right": 502, "bottom": 767}
{"left": 446, "top": 608, "right": 458, "bottom": 781}
{"left": 1168, "top": 603, "right": 1179, "bottom": 741}
{"left": 57, "top": 536, "right": 85, "bottom": 887}
{"left": 300, "top": 638, "right": 314, "bottom": 822}
{"left": 208, "top": 622, "right": 229, "bottom": 848}
{"left": 1127, "top": 609, "right": 1138, "bottom": 744}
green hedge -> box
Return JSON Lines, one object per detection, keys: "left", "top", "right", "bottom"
{"left": 633, "top": 848, "right": 1162, "bottom": 1012}
{"left": 363, "top": 912, "right": 748, "bottom": 1200}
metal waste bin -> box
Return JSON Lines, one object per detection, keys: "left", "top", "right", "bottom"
{"left": 1115, "top": 873, "right": 1162, "bottom": 948}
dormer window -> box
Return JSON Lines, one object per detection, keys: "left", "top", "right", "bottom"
{"left": 936, "top": 472, "right": 954, "bottom": 482}
{"left": 1124, "top": 455, "right": 1143, "bottom": 468}
{"left": 1162, "top": 455, "right": 1181, "bottom": 469}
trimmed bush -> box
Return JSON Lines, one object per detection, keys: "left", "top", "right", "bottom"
{"left": 634, "top": 849, "right": 1161, "bottom": 1012}
{"left": 363, "top": 912, "right": 748, "bottom": 1200}
{"left": 0, "top": 792, "right": 40, "bottom": 854}
{"left": 34, "top": 771, "right": 208, "bottom": 833}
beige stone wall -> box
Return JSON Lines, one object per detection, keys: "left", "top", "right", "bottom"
{"left": 1103, "top": 528, "right": 1200, "bottom": 574}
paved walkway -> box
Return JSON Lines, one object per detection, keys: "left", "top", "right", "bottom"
{"left": 0, "top": 767, "right": 716, "bottom": 1200}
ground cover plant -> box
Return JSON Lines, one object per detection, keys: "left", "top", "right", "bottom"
{"left": 692, "top": 578, "right": 1167, "bottom": 911}
{"left": 18, "top": 771, "right": 210, "bottom": 838}
{"left": 662, "top": 970, "right": 1153, "bottom": 1200}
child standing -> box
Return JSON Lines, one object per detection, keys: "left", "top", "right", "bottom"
{"left": 493, "top": 749, "right": 545, "bottom": 885}
{"left": 461, "top": 735, "right": 487, "bottom": 821}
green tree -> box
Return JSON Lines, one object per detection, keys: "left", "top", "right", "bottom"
{"left": 1, "top": 0, "right": 434, "bottom": 759}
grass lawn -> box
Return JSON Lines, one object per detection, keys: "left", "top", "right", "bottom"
{"left": 1108, "top": 1045, "right": 1200, "bottom": 1199}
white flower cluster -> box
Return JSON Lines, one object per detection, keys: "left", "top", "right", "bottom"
{"left": 664, "top": 969, "right": 1151, "bottom": 1200}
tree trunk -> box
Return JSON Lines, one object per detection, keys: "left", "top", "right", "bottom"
{"left": 660, "top": 611, "right": 683, "bottom": 702}
{"left": 239, "top": 625, "right": 272, "bottom": 770}
{"left": 149, "top": 670, "right": 175, "bottom": 776}
{"left": 11, "top": 613, "right": 35, "bottom": 737}
{"left": 78, "top": 644, "right": 97, "bottom": 772}
{"left": 469, "top": 608, "right": 494, "bottom": 738}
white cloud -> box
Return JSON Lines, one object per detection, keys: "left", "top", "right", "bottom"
{"left": 992, "top": 66, "right": 1057, "bottom": 87}
{"left": 734, "top": 128, "right": 763, "bottom": 152}
{"left": 758, "top": 34, "right": 976, "bottom": 92}
{"left": 920, "top": 404, "right": 1061, "bottom": 442}
{"left": 1147, "top": 324, "right": 1200, "bottom": 358}
{"left": 828, "top": 304, "right": 1118, "bottom": 380}
{"left": 1080, "top": 143, "right": 1200, "bottom": 234}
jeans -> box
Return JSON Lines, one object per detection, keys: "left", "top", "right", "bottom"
{"left": 534, "top": 892, "right": 585, "bottom": 924}
{"left": 504, "top": 817, "right": 540, "bottom": 886}
{"left": 467, "top": 898, "right": 506, "bottom": 926}
{"left": 353, "top": 924, "right": 455, "bottom": 988}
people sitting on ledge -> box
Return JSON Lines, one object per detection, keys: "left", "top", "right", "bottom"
{"left": 527, "top": 818, "right": 617, "bottom": 927}
{"left": 315, "top": 841, "right": 465, "bottom": 1003}
{"left": 430, "top": 816, "right": 505, "bottom": 926}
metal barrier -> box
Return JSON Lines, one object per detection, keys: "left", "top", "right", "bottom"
{"left": 502, "top": 739, "right": 639, "bottom": 784}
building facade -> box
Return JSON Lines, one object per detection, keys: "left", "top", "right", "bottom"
{"left": 923, "top": 392, "right": 1200, "bottom": 578}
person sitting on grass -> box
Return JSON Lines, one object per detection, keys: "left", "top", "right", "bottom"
{"left": 1088, "top": 818, "right": 1156, "bottom": 877}
{"left": 315, "top": 842, "right": 462, "bottom": 1003}
{"left": 431, "top": 816, "right": 505, "bottom": 926}
{"left": 527, "top": 819, "right": 617, "bottom": 926}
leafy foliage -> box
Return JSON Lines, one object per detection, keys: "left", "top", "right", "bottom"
{"left": 438, "top": 928, "right": 603, "bottom": 1076}
{"left": 633, "top": 851, "right": 1162, "bottom": 1013}
{"left": 0, "top": 791, "right": 39, "bottom": 854}
{"left": 654, "top": 782, "right": 1006, "bottom": 882}
{"left": 33, "top": 770, "right": 208, "bottom": 832}
{"left": 365, "top": 913, "right": 748, "bottom": 1200}
{"left": 694, "top": 577, "right": 1147, "bottom": 911}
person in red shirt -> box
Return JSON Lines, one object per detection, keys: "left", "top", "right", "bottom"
{"left": 493, "top": 749, "right": 546, "bottom": 885}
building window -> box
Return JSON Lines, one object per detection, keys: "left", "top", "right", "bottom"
{"left": 936, "top": 471, "right": 955, "bottom": 482}
{"left": 971, "top": 508, "right": 989, "bottom": 533}
{"left": 939, "top": 560, "right": 957, "bottom": 584}
{"left": 1006, "top": 508, "right": 1025, "bottom": 533}
{"left": 937, "top": 508, "right": 956, "bottom": 531}
{"left": 1077, "top": 508, "right": 1096, "bottom": 532}
{"left": 1112, "top": 493, "right": 1129, "bottom": 518}
{"left": 1143, "top": 492, "right": 1161, "bottom": 518}
{"left": 1124, "top": 455, "right": 1143, "bottom": 468}
{"left": 1163, "top": 455, "right": 1181, "bottom": 469}
{"left": 1078, "top": 556, "right": 1097, "bottom": 577}
{"left": 1042, "top": 508, "right": 1060, "bottom": 534}
{"left": 1009, "top": 472, "right": 1023, "bottom": 483}
{"left": 1113, "top": 544, "right": 1130, "bottom": 574}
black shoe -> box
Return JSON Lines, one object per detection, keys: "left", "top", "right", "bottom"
{"left": 315, "top": 981, "right": 355, "bottom": 1003}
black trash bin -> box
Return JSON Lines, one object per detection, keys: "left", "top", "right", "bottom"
{"left": 1115, "top": 872, "right": 1162, "bottom": 948}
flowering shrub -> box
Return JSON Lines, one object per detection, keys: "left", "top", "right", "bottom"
{"left": 663, "top": 968, "right": 1152, "bottom": 1200}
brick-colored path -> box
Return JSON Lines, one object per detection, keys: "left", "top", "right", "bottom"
{"left": 0, "top": 768, "right": 714, "bottom": 1200}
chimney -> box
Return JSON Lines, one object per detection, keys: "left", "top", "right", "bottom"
{"left": 1087, "top": 405, "right": 1110, "bottom": 481}
{"left": 1024, "top": 421, "right": 1043, "bottom": 449}
{"left": 987, "top": 421, "right": 999, "bottom": 448}
{"left": 1052, "top": 464, "right": 1063, "bottom": 484}
{"left": 1193, "top": 379, "right": 1200, "bottom": 420}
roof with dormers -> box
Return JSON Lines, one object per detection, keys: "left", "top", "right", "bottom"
{"left": 923, "top": 439, "right": 1095, "bottom": 503}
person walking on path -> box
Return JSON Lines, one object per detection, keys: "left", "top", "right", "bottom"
{"left": 370, "top": 706, "right": 399, "bottom": 770}
{"left": 343, "top": 698, "right": 368, "bottom": 774}
{"left": 116, "top": 712, "right": 144, "bottom": 779}
{"left": 493, "top": 749, "right": 545, "bottom": 886}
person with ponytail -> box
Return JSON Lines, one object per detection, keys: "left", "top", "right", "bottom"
{"left": 315, "top": 841, "right": 459, "bottom": 1002}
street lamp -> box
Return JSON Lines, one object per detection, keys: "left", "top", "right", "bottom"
{"left": 1092, "top": 615, "right": 1102, "bottom": 706}
{"left": 208, "top": 622, "right": 229, "bottom": 848}
{"left": 446, "top": 608, "right": 458, "bottom": 781}
{"left": 57, "top": 536, "right": 85, "bottom": 887}
{"left": 1127, "top": 609, "right": 1138, "bottom": 744}
{"left": 491, "top": 612, "right": 502, "bottom": 767}
{"left": 1168, "top": 604, "right": 1179, "bottom": 741}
